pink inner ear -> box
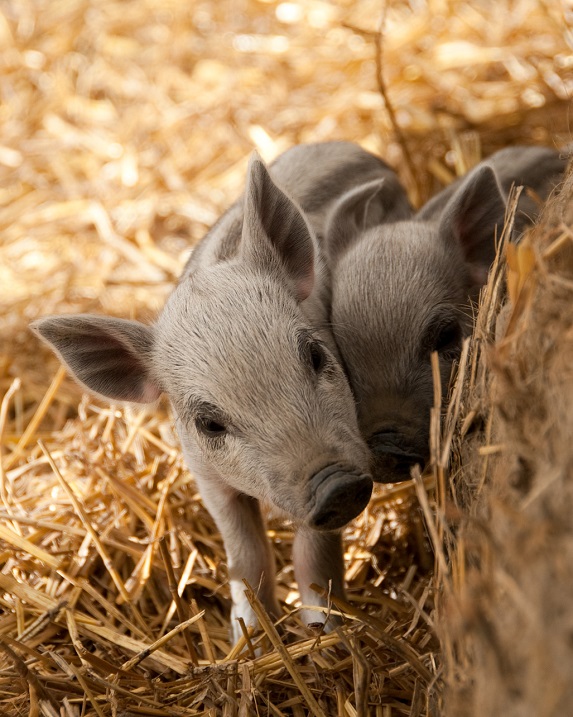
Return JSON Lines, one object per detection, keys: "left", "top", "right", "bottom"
{"left": 468, "top": 263, "right": 491, "bottom": 288}
{"left": 296, "top": 272, "right": 315, "bottom": 302}
{"left": 139, "top": 380, "right": 162, "bottom": 403}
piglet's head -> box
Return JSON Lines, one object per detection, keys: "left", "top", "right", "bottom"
{"left": 33, "top": 153, "right": 372, "bottom": 531}
{"left": 327, "top": 163, "right": 506, "bottom": 483}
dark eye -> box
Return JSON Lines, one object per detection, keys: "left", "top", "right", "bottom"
{"left": 308, "top": 341, "right": 325, "bottom": 373}
{"left": 195, "top": 415, "right": 227, "bottom": 438}
{"left": 434, "top": 320, "right": 462, "bottom": 355}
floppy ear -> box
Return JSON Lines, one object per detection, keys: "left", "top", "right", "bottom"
{"left": 438, "top": 164, "right": 507, "bottom": 286}
{"left": 241, "top": 152, "right": 315, "bottom": 302}
{"left": 30, "top": 315, "right": 161, "bottom": 403}
{"left": 325, "top": 177, "right": 412, "bottom": 262}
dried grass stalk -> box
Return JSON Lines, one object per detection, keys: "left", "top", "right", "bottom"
{"left": 1, "top": 0, "right": 571, "bottom": 714}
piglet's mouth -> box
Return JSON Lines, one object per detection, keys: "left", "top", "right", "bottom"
{"left": 307, "top": 464, "right": 373, "bottom": 531}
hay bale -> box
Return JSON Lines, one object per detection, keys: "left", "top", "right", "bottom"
{"left": 438, "top": 161, "right": 573, "bottom": 715}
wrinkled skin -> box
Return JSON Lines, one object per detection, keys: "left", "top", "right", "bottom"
{"left": 327, "top": 145, "right": 567, "bottom": 483}
{"left": 31, "top": 142, "right": 412, "bottom": 640}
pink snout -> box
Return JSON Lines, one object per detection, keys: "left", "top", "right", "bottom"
{"left": 308, "top": 464, "right": 373, "bottom": 531}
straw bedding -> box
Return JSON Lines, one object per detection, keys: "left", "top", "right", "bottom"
{"left": 0, "top": 1, "right": 571, "bottom": 715}
{"left": 438, "top": 163, "right": 573, "bottom": 716}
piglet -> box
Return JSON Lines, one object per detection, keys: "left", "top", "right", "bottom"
{"left": 326, "top": 145, "right": 566, "bottom": 484}
{"left": 31, "top": 142, "right": 412, "bottom": 639}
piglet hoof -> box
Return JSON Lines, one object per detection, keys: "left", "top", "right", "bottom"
{"left": 231, "top": 600, "right": 285, "bottom": 656}
{"left": 302, "top": 608, "right": 343, "bottom": 635}
{"left": 303, "top": 614, "right": 351, "bottom": 656}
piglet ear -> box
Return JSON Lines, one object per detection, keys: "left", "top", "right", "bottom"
{"left": 30, "top": 315, "right": 161, "bottom": 404}
{"left": 325, "top": 177, "right": 412, "bottom": 262}
{"left": 241, "top": 152, "right": 315, "bottom": 302}
{"left": 438, "top": 164, "right": 507, "bottom": 286}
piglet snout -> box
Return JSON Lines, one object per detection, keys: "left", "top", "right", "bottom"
{"left": 369, "top": 430, "right": 426, "bottom": 483}
{"left": 308, "top": 464, "right": 373, "bottom": 531}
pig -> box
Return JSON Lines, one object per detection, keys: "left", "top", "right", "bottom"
{"left": 416, "top": 145, "right": 568, "bottom": 235}
{"left": 31, "top": 141, "right": 413, "bottom": 640}
{"left": 326, "top": 145, "right": 567, "bottom": 484}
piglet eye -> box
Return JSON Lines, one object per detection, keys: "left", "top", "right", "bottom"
{"left": 309, "top": 341, "right": 325, "bottom": 373}
{"left": 434, "top": 320, "right": 462, "bottom": 354}
{"left": 196, "top": 415, "right": 227, "bottom": 438}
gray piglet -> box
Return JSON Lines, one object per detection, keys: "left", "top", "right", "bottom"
{"left": 326, "top": 145, "right": 566, "bottom": 485}
{"left": 32, "top": 142, "right": 412, "bottom": 640}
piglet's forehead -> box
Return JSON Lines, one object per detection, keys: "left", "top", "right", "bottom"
{"left": 154, "top": 290, "right": 319, "bottom": 422}
{"left": 164, "top": 263, "right": 304, "bottom": 323}
{"left": 162, "top": 332, "right": 321, "bottom": 435}
{"left": 158, "top": 281, "right": 306, "bottom": 359}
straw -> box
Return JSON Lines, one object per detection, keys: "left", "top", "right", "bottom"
{"left": 0, "top": 0, "right": 571, "bottom": 713}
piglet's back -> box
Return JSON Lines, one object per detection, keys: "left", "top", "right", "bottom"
{"left": 416, "top": 145, "right": 567, "bottom": 229}
{"left": 183, "top": 142, "right": 407, "bottom": 276}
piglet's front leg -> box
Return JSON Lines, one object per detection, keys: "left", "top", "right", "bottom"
{"left": 180, "top": 458, "right": 279, "bottom": 642}
{"left": 293, "top": 528, "right": 345, "bottom": 629}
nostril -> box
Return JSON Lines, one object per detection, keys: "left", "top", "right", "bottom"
{"left": 312, "top": 508, "right": 339, "bottom": 529}
{"left": 369, "top": 432, "right": 425, "bottom": 462}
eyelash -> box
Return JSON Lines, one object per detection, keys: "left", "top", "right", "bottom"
{"left": 195, "top": 415, "right": 226, "bottom": 437}
{"left": 308, "top": 341, "right": 325, "bottom": 373}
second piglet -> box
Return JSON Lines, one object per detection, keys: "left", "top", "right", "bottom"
{"left": 31, "top": 142, "right": 413, "bottom": 640}
{"left": 327, "top": 145, "right": 566, "bottom": 484}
